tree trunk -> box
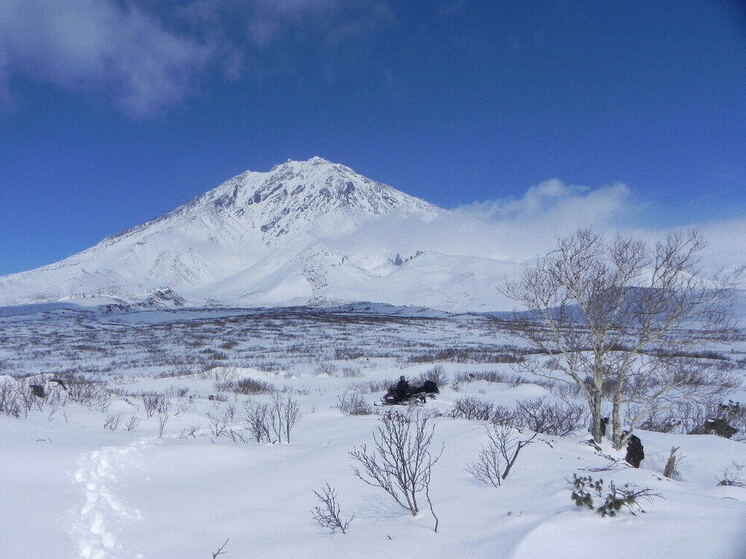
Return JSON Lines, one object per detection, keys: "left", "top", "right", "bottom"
{"left": 590, "top": 392, "right": 604, "bottom": 443}
{"left": 611, "top": 389, "right": 624, "bottom": 449}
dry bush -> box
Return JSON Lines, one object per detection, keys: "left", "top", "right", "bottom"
{"left": 355, "top": 378, "right": 397, "bottom": 394}
{"left": 157, "top": 413, "right": 170, "bottom": 439}
{"left": 0, "top": 379, "right": 25, "bottom": 418}
{"left": 141, "top": 392, "right": 169, "bottom": 418}
{"left": 467, "top": 424, "right": 537, "bottom": 487}
{"left": 103, "top": 413, "right": 122, "bottom": 430}
{"left": 315, "top": 363, "right": 338, "bottom": 376}
{"left": 452, "top": 370, "right": 532, "bottom": 387}
{"left": 157, "top": 365, "right": 200, "bottom": 378}
{"left": 341, "top": 367, "right": 362, "bottom": 378}
{"left": 350, "top": 410, "right": 443, "bottom": 531}
{"left": 125, "top": 416, "right": 141, "bottom": 432}
{"left": 718, "top": 463, "right": 745, "bottom": 487}
{"left": 217, "top": 377, "right": 274, "bottom": 395}
{"left": 337, "top": 392, "right": 373, "bottom": 415}
{"left": 418, "top": 365, "right": 448, "bottom": 386}
{"left": 62, "top": 374, "right": 111, "bottom": 409}
{"left": 244, "top": 399, "right": 271, "bottom": 442}
{"left": 335, "top": 347, "right": 366, "bottom": 360}
{"left": 512, "top": 398, "right": 587, "bottom": 436}
{"left": 408, "top": 349, "right": 524, "bottom": 364}
{"left": 311, "top": 483, "right": 355, "bottom": 534}
{"left": 450, "top": 397, "right": 495, "bottom": 421}
{"left": 269, "top": 394, "right": 301, "bottom": 443}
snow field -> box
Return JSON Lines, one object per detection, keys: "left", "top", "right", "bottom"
{"left": 2, "top": 362, "right": 745, "bottom": 559}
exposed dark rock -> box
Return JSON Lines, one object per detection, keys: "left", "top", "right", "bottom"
{"left": 692, "top": 418, "right": 738, "bottom": 438}
{"left": 625, "top": 434, "right": 644, "bottom": 468}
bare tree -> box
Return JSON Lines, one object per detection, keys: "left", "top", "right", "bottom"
{"left": 269, "top": 394, "right": 301, "bottom": 443}
{"left": 467, "top": 424, "right": 537, "bottom": 487}
{"left": 244, "top": 399, "right": 271, "bottom": 443}
{"left": 311, "top": 482, "right": 355, "bottom": 534}
{"left": 504, "top": 229, "right": 737, "bottom": 448}
{"left": 349, "top": 410, "right": 443, "bottom": 528}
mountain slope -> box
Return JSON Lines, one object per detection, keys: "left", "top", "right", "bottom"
{"left": 0, "top": 157, "right": 518, "bottom": 311}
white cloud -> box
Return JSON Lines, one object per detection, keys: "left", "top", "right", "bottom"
{"left": 318, "top": 178, "right": 745, "bottom": 283}
{"left": 320, "top": 179, "right": 638, "bottom": 264}
{"left": 0, "top": 0, "right": 211, "bottom": 117}
{"left": 0, "top": 0, "right": 396, "bottom": 114}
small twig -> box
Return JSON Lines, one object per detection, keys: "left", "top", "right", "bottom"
{"left": 210, "top": 538, "right": 229, "bottom": 558}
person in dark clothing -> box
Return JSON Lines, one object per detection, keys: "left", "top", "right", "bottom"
{"left": 395, "top": 376, "right": 410, "bottom": 402}
{"left": 625, "top": 434, "right": 645, "bottom": 468}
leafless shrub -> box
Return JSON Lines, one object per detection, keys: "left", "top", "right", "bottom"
{"left": 355, "top": 378, "right": 397, "bottom": 394}
{"left": 512, "top": 398, "right": 587, "bottom": 436}
{"left": 62, "top": 374, "right": 111, "bottom": 409}
{"left": 408, "top": 349, "right": 524, "bottom": 364}
{"left": 103, "top": 413, "right": 122, "bottom": 431}
{"left": 141, "top": 392, "right": 169, "bottom": 418}
{"left": 227, "top": 427, "right": 247, "bottom": 443}
{"left": 315, "top": 362, "right": 338, "bottom": 376}
{"left": 718, "top": 463, "right": 745, "bottom": 487}
{"left": 125, "top": 416, "right": 141, "bottom": 432}
{"left": 269, "top": 394, "right": 301, "bottom": 443}
{"left": 157, "top": 413, "right": 169, "bottom": 439}
{"left": 453, "top": 370, "right": 518, "bottom": 384}
{"left": 179, "top": 425, "right": 199, "bottom": 439}
{"left": 350, "top": 410, "right": 443, "bottom": 529}
{"left": 418, "top": 365, "right": 448, "bottom": 386}
{"left": 244, "top": 399, "right": 271, "bottom": 443}
{"left": 337, "top": 392, "right": 373, "bottom": 416}
{"left": 0, "top": 380, "right": 24, "bottom": 418}
{"left": 341, "top": 367, "right": 362, "bottom": 378}
{"left": 636, "top": 399, "right": 744, "bottom": 437}
{"left": 717, "top": 400, "right": 746, "bottom": 438}
{"left": 207, "top": 410, "right": 228, "bottom": 439}
{"left": 311, "top": 483, "right": 354, "bottom": 534}
{"left": 493, "top": 406, "right": 518, "bottom": 427}
{"left": 467, "top": 424, "right": 537, "bottom": 487}
{"left": 450, "top": 397, "right": 494, "bottom": 421}
{"left": 217, "top": 377, "right": 274, "bottom": 395}
{"left": 335, "top": 347, "right": 366, "bottom": 360}
{"left": 158, "top": 365, "right": 200, "bottom": 378}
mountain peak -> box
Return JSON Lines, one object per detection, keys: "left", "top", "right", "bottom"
{"left": 0, "top": 158, "right": 447, "bottom": 309}
{"left": 199, "top": 157, "right": 438, "bottom": 242}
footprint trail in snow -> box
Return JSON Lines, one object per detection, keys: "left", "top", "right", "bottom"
{"left": 73, "top": 438, "right": 152, "bottom": 559}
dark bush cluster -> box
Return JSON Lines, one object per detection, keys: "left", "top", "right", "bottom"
{"left": 337, "top": 392, "right": 373, "bottom": 415}
{"left": 417, "top": 365, "right": 448, "bottom": 386}
{"left": 217, "top": 377, "right": 274, "bottom": 395}
{"left": 408, "top": 349, "right": 524, "bottom": 364}
{"left": 450, "top": 396, "right": 586, "bottom": 436}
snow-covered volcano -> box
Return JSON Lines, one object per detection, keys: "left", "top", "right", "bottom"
{"left": 0, "top": 157, "right": 519, "bottom": 311}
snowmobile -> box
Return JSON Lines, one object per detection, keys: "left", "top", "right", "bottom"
{"left": 380, "top": 380, "right": 439, "bottom": 405}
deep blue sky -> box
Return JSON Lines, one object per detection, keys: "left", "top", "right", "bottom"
{"left": 1, "top": 0, "right": 745, "bottom": 275}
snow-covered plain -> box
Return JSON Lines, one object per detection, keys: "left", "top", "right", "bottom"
{"left": 2, "top": 305, "right": 745, "bottom": 559}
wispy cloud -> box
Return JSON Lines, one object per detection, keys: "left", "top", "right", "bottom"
{"left": 0, "top": 0, "right": 213, "bottom": 117}
{"left": 0, "top": 0, "right": 395, "bottom": 117}
{"left": 318, "top": 178, "right": 745, "bottom": 276}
